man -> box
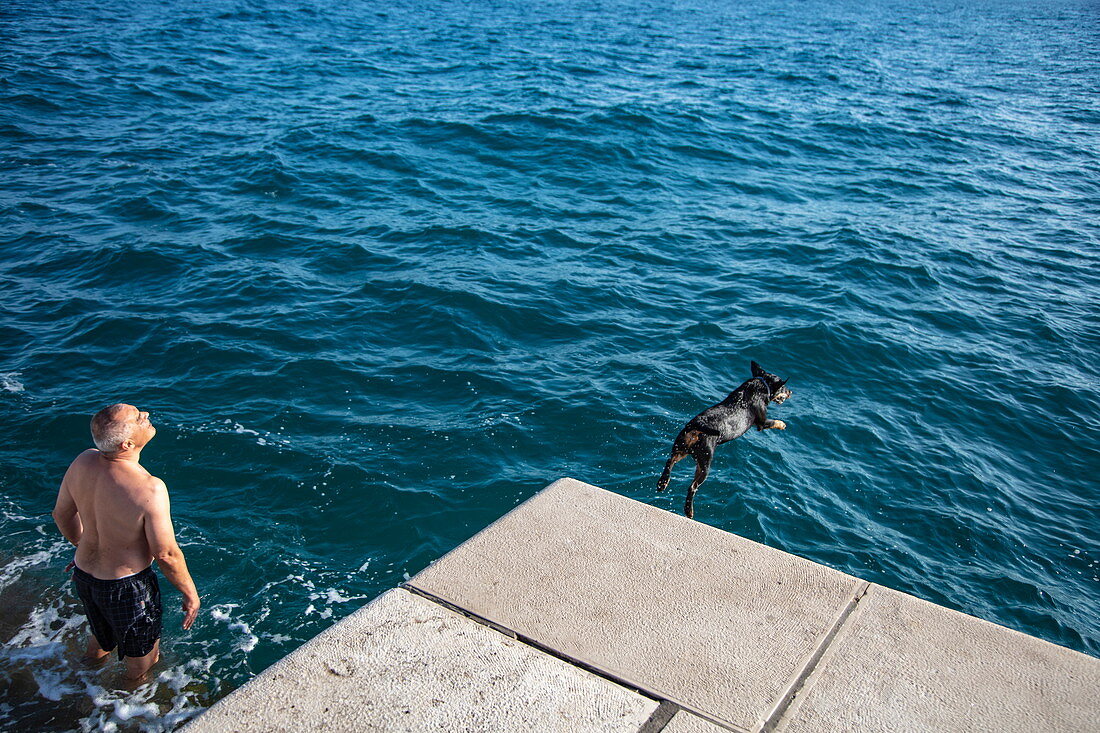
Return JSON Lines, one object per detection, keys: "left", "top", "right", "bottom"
{"left": 53, "top": 403, "right": 200, "bottom": 681}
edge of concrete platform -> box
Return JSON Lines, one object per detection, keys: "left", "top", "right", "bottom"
{"left": 771, "top": 582, "right": 1100, "bottom": 732}
{"left": 406, "top": 477, "right": 869, "bottom": 731}
{"left": 184, "top": 478, "right": 1100, "bottom": 733}
{"left": 184, "top": 587, "right": 663, "bottom": 733}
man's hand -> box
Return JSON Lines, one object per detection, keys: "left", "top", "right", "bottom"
{"left": 183, "top": 593, "right": 200, "bottom": 630}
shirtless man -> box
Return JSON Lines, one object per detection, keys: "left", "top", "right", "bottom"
{"left": 53, "top": 403, "right": 200, "bottom": 681}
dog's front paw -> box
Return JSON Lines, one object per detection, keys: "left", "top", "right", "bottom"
{"left": 772, "top": 420, "right": 787, "bottom": 430}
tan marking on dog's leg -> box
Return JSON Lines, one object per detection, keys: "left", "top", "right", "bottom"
{"left": 658, "top": 450, "right": 688, "bottom": 492}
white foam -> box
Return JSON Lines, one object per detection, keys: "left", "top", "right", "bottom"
{"left": 209, "top": 604, "right": 239, "bottom": 623}
{"left": 3, "top": 594, "right": 86, "bottom": 708}
{"left": 324, "top": 588, "right": 357, "bottom": 604}
{"left": 200, "top": 418, "right": 292, "bottom": 450}
{"left": 79, "top": 676, "right": 171, "bottom": 731}
{"left": 0, "top": 372, "right": 24, "bottom": 393}
{"left": 210, "top": 604, "right": 259, "bottom": 654}
{"left": 32, "top": 666, "right": 80, "bottom": 701}
{"left": 226, "top": 420, "right": 291, "bottom": 449}
{"left": 115, "top": 700, "right": 160, "bottom": 722}
{"left": 4, "top": 639, "right": 67, "bottom": 662}
{"left": 252, "top": 573, "right": 304, "bottom": 598}
{"left": 5, "top": 594, "right": 84, "bottom": 650}
{"left": 230, "top": 623, "right": 258, "bottom": 653}
{"left": 2, "top": 579, "right": 213, "bottom": 732}
{"left": 0, "top": 544, "right": 66, "bottom": 592}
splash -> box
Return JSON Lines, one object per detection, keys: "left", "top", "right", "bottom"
{"left": 0, "top": 544, "right": 214, "bottom": 731}
{"left": 0, "top": 373, "right": 24, "bottom": 393}
{"left": 0, "top": 545, "right": 66, "bottom": 593}
{"left": 209, "top": 605, "right": 259, "bottom": 654}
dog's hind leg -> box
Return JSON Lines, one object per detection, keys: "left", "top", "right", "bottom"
{"left": 657, "top": 429, "right": 701, "bottom": 493}
{"left": 657, "top": 450, "right": 687, "bottom": 492}
{"left": 684, "top": 436, "right": 716, "bottom": 519}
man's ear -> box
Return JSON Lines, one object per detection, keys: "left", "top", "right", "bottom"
{"left": 751, "top": 361, "right": 764, "bottom": 377}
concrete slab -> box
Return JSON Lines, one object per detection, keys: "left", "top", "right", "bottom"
{"left": 407, "top": 478, "right": 864, "bottom": 732}
{"left": 663, "top": 710, "right": 732, "bottom": 733}
{"left": 775, "top": 584, "right": 1100, "bottom": 732}
{"left": 184, "top": 588, "right": 658, "bottom": 733}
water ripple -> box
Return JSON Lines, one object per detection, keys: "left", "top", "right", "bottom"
{"left": 2, "top": 0, "right": 1099, "bottom": 729}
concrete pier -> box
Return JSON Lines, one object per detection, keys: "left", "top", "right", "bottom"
{"left": 186, "top": 478, "right": 1100, "bottom": 732}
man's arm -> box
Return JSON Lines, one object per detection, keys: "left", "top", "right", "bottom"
{"left": 52, "top": 466, "right": 83, "bottom": 546}
{"left": 144, "top": 480, "right": 200, "bottom": 630}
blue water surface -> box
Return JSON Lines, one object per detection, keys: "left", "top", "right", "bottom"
{"left": 2, "top": 0, "right": 1098, "bottom": 728}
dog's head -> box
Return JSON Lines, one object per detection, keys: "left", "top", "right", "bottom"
{"left": 751, "top": 361, "right": 791, "bottom": 405}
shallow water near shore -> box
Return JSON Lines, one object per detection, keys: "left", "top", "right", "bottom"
{"left": 2, "top": 0, "right": 1099, "bottom": 729}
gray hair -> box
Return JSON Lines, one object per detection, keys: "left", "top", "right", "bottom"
{"left": 90, "top": 404, "right": 135, "bottom": 453}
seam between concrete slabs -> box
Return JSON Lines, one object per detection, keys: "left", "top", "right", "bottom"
{"left": 401, "top": 582, "right": 521, "bottom": 640}
{"left": 639, "top": 701, "right": 681, "bottom": 733}
{"left": 402, "top": 583, "right": 748, "bottom": 733}
{"left": 760, "top": 581, "right": 871, "bottom": 733}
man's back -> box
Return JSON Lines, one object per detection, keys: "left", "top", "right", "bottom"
{"left": 64, "top": 449, "right": 158, "bottom": 579}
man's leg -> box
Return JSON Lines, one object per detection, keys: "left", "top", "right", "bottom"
{"left": 74, "top": 571, "right": 113, "bottom": 665}
{"left": 83, "top": 634, "right": 110, "bottom": 664}
{"left": 123, "top": 638, "right": 160, "bottom": 682}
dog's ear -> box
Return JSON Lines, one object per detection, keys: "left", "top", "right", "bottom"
{"left": 751, "top": 361, "right": 764, "bottom": 377}
{"left": 779, "top": 378, "right": 788, "bottom": 388}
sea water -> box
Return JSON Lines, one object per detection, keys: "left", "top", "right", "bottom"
{"left": 1, "top": 0, "right": 1098, "bottom": 728}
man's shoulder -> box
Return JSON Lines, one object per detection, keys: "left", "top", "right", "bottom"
{"left": 63, "top": 450, "right": 100, "bottom": 481}
{"left": 136, "top": 471, "right": 167, "bottom": 494}
{"left": 121, "top": 474, "right": 167, "bottom": 517}
{"left": 71, "top": 449, "right": 100, "bottom": 466}
{"left": 112, "top": 463, "right": 166, "bottom": 500}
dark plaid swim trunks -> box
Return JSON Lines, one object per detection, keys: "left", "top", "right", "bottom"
{"left": 72, "top": 565, "right": 162, "bottom": 659}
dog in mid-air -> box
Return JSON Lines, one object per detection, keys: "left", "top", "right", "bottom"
{"left": 657, "top": 362, "right": 792, "bottom": 519}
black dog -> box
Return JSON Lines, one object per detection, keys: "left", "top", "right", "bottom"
{"left": 657, "top": 362, "right": 792, "bottom": 519}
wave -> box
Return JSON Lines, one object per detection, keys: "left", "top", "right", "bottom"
{"left": 2, "top": 0, "right": 1099, "bottom": 728}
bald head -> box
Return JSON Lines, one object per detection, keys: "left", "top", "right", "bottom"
{"left": 90, "top": 403, "right": 153, "bottom": 453}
